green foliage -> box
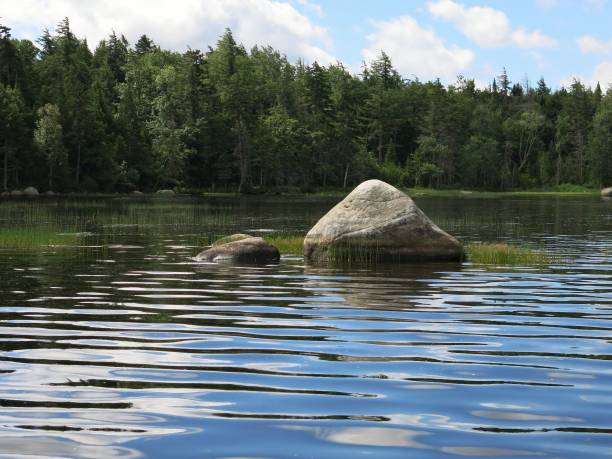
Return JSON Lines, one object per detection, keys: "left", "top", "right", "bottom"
{"left": 0, "top": 19, "right": 610, "bottom": 193}
{"left": 406, "top": 136, "right": 445, "bottom": 187}
{"left": 588, "top": 92, "right": 612, "bottom": 186}
{"left": 0, "top": 84, "right": 26, "bottom": 190}
{"left": 34, "top": 103, "right": 65, "bottom": 189}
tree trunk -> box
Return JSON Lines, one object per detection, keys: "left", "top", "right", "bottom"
{"left": 75, "top": 140, "right": 81, "bottom": 185}
{"left": 3, "top": 144, "right": 8, "bottom": 191}
{"left": 236, "top": 116, "right": 250, "bottom": 194}
{"left": 343, "top": 163, "right": 350, "bottom": 189}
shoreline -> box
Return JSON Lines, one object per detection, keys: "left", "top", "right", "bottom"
{"left": 0, "top": 188, "right": 602, "bottom": 200}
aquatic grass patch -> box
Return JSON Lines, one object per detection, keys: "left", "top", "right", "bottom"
{"left": 312, "top": 240, "right": 391, "bottom": 265}
{"left": 404, "top": 187, "right": 599, "bottom": 198}
{"left": 0, "top": 227, "right": 79, "bottom": 248}
{"left": 466, "top": 243, "right": 550, "bottom": 265}
{"left": 265, "top": 234, "right": 304, "bottom": 255}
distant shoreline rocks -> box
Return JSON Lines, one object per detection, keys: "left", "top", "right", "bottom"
{"left": 23, "top": 186, "right": 39, "bottom": 197}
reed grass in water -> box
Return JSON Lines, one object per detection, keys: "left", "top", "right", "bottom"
{"left": 198, "top": 233, "right": 556, "bottom": 266}
{"left": 257, "top": 235, "right": 554, "bottom": 266}
{"left": 466, "top": 243, "right": 550, "bottom": 265}
{"left": 265, "top": 234, "right": 304, "bottom": 255}
{"left": 0, "top": 227, "right": 79, "bottom": 248}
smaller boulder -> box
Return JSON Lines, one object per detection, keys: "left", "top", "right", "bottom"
{"left": 195, "top": 234, "right": 280, "bottom": 264}
{"left": 10, "top": 190, "right": 23, "bottom": 197}
{"left": 601, "top": 187, "right": 612, "bottom": 197}
{"left": 132, "top": 190, "right": 144, "bottom": 195}
{"left": 23, "top": 186, "right": 39, "bottom": 197}
{"left": 44, "top": 190, "right": 55, "bottom": 196}
{"left": 156, "top": 189, "right": 175, "bottom": 196}
{"left": 1, "top": 191, "right": 9, "bottom": 197}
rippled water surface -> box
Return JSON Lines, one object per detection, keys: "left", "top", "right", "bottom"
{"left": 0, "top": 195, "right": 611, "bottom": 458}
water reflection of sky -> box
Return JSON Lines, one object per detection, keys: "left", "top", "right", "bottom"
{"left": 0, "top": 196, "right": 611, "bottom": 457}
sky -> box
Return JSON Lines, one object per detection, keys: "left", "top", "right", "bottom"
{"left": 1, "top": 0, "right": 612, "bottom": 89}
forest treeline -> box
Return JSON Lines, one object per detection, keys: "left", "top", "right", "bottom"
{"left": 1, "top": 18, "right": 612, "bottom": 193}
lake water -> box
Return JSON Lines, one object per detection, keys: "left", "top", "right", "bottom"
{"left": 0, "top": 195, "right": 611, "bottom": 458}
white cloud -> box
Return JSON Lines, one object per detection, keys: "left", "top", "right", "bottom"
{"left": 561, "top": 61, "right": 612, "bottom": 89}
{"left": 296, "top": 0, "right": 323, "bottom": 17}
{"left": 427, "top": 0, "right": 557, "bottom": 48}
{"left": 577, "top": 35, "right": 612, "bottom": 55}
{"left": 0, "top": 0, "right": 336, "bottom": 64}
{"left": 362, "top": 16, "right": 474, "bottom": 81}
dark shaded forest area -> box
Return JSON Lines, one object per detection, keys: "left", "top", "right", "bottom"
{"left": 1, "top": 19, "right": 611, "bottom": 193}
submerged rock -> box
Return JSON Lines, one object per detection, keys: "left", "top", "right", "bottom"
{"left": 23, "top": 186, "right": 39, "bottom": 197}
{"left": 601, "top": 187, "right": 612, "bottom": 197}
{"left": 195, "top": 234, "right": 280, "bottom": 264}
{"left": 304, "top": 179, "right": 463, "bottom": 262}
{"left": 156, "top": 189, "right": 175, "bottom": 196}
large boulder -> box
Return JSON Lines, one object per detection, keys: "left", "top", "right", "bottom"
{"left": 195, "top": 234, "right": 280, "bottom": 264}
{"left": 304, "top": 179, "right": 463, "bottom": 262}
{"left": 601, "top": 187, "right": 612, "bottom": 197}
{"left": 23, "top": 186, "right": 39, "bottom": 197}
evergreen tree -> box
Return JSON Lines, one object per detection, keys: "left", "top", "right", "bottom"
{"left": 0, "top": 85, "right": 26, "bottom": 190}
{"left": 588, "top": 93, "right": 612, "bottom": 186}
